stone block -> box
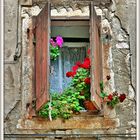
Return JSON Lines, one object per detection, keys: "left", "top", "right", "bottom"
{"left": 65, "top": 130, "right": 72, "bottom": 134}
{"left": 112, "top": 48, "right": 130, "bottom": 93}
{"left": 20, "top": 0, "right": 32, "bottom": 6}
{"left": 55, "top": 130, "right": 66, "bottom": 134}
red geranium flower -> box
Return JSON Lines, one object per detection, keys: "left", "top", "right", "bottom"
{"left": 84, "top": 57, "right": 90, "bottom": 64}
{"left": 72, "top": 71, "right": 76, "bottom": 77}
{"left": 119, "top": 94, "right": 126, "bottom": 102}
{"left": 66, "top": 71, "right": 73, "bottom": 77}
{"left": 84, "top": 77, "right": 90, "bottom": 84}
{"left": 107, "top": 94, "right": 113, "bottom": 101}
{"left": 81, "top": 58, "right": 90, "bottom": 69}
{"left": 72, "top": 65, "right": 79, "bottom": 72}
{"left": 75, "top": 61, "right": 82, "bottom": 67}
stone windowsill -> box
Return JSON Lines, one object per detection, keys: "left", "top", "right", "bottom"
{"left": 17, "top": 113, "right": 120, "bottom": 130}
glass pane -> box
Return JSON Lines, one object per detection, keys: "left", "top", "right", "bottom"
{"left": 50, "top": 46, "right": 86, "bottom": 94}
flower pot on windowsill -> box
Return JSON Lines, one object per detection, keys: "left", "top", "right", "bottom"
{"left": 83, "top": 100, "right": 97, "bottom": 111}
{"left": 103, "top": 102, "right": 116, "bottom": 118}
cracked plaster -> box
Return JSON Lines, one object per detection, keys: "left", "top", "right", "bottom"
{"left": 4, "top": 0, "right": 136, "bottom": 138}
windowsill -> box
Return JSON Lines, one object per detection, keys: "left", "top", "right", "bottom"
{"left": 17, "top": 111, "right": 120, "bottom": 130}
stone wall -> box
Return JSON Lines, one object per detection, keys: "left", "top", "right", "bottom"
{"left": 4, "top": 0, "right": 136, "bottom": 139}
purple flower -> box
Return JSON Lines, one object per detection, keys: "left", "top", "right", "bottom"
{"left": 50, "top": 38, "right": 56, "bottom": 47}
{"left": 56, "top": 36, "right": 63, "bottom": 48}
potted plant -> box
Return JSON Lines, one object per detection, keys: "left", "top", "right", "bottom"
{"left": 66, "top": 56, "right": 97, "bottom": 111}
{"left": 100, "top": 78, "right": 126, "bottom": 117}
{"left": 50, "top": 35, "right": 63, "bottom": 60}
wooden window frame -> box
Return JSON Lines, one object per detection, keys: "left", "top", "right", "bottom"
{"left": 17, "top": 1, "right": 120, "bottom": 130}
{"left": 28, "top": 2, "right": 103, "bottom": 118}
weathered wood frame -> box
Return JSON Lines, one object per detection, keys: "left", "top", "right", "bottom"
{"left": 18, "top": 1, "right": 119, "bottom": 130}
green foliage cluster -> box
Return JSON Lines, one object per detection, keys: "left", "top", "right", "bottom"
{"left": 100, "top": 81, "right": 124, "bottom": 108}
{"left": 72, "top": 68, "right": 90, "bottom": 100}
{"left": 106, "top": 96, "right": 119, "bottom": 108}
{"left": 38, "top": 68, "right": 90, "bottom": 120}
{"left": 100, "top": 81, "right": 107, "bottom": 99}
{"left": 38, "top": 87, "right": 85, "bottom": 119}
{"left": 50, "top": 45, "right": 60, "bottom": 60}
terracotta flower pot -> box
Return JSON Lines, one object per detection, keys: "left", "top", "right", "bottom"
{"left": 83, "top": 100, "right": 97, "bottom": 111}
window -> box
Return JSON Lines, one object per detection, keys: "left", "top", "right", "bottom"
{"left": 32, "top": 2, "right": 102, "bottom": 114}
{"left": 50, "top": 20, "right": 89, "bottom": 93}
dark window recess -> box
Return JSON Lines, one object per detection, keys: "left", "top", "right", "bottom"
{"left": 51, "top": 37, "right": 89, "bottom": 42}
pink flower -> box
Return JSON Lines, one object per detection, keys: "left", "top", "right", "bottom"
{"left": 56, "top": 36, "right": 63, "bottom": 48}
{"left": 50, "top": 38, "right": 56, "bottom": 47}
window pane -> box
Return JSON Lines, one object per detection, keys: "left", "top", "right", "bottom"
{"left": 50, "top": 46, "right": 87, "bottom": 93}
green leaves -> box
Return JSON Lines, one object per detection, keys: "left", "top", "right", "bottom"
{"left": 100, "top": 92, "right": 107, "bottom": 99}
{"left": 100, "top": 81, "right": 125, "bottom": 109}
{"left": 50, "top": 45, "right": 60, "bottom": 60}
{"left": 100, "top": 81, "right": 104, "bottom": 92}
{"left": 38, "top": 61, "right": 91, "bottom": 120}
{"left": 107, "top": 96, "right": 119, "bottom": 108}
{"left": 72, "top": 68, "right": 90, "bottom": 98}
{"left": 38, "top": 87, "right": 86, "bottom": 120}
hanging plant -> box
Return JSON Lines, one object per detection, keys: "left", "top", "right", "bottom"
{"left": 100, "top": 77, "right": 126, "bottom": 109}
{"left": 50, "top": 35, "right": 64, "bottom": 60}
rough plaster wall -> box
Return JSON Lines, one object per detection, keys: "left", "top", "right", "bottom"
{"left": 4, "top": 0, "right": 18, "bottom": 61}
{"left": 109, "top": 0, "right": 136, "bottom": 132}
{"left": 128, "top": 0, "right": 136, "bottom": 89}
{"left": 96, "top": 0, "right": 136, "bottom": 135}
{"left": 4, "top": 0, "right": 21, "bottom": 128}
{"left": 4, "top": 0, "right": 37, "bottom": 135}
{"left": 96, "top": 0, "right": 136, "bottom": 134}
{"left": 4, "top": 0, "right": 136, "bottom": 139}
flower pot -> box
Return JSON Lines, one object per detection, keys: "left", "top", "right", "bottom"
{"left": 103, "top": 102, "right": 116, "bottom": 118}
{"left": 83, "top": 100, "right": 97, "bottom": 111}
